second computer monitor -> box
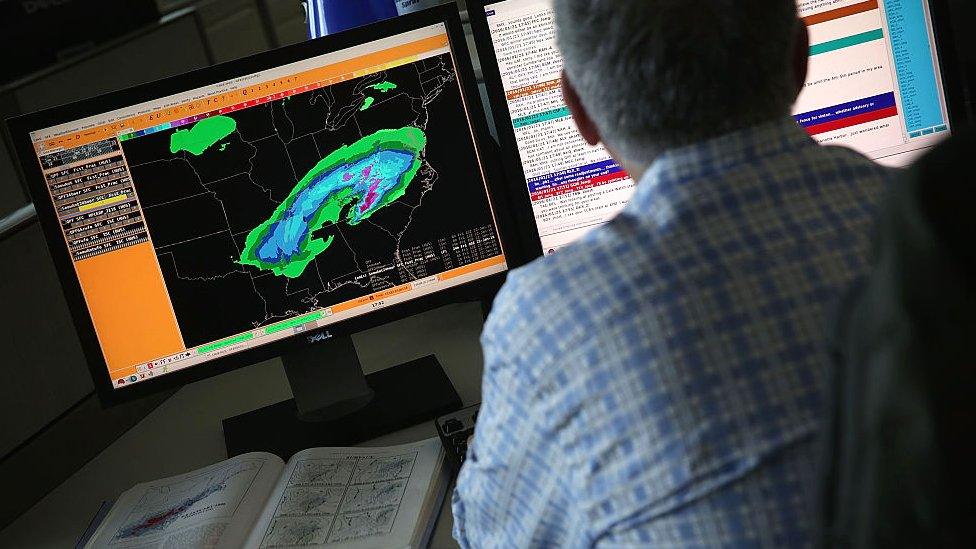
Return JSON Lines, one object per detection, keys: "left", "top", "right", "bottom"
{"left": 471, "top": 0, "right": 962, "bottom": 254}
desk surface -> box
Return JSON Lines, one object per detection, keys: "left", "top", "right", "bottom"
{"left": 0, "top": 303, "right": 485, "bottom": 548}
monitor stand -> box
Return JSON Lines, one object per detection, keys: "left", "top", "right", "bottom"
{"left": 222, "top": 335, "right": 462, "bottom": 459}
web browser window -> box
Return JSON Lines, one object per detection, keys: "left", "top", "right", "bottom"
{"left": 483, "top": 0, "right": 953, "bottom": 250}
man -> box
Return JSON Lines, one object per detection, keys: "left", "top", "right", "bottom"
{"left": 454, "top": 0, "right": 891, "bottom": 546}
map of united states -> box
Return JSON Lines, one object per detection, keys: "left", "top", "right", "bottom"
{"left": 121, "top": 53, "right": 502, "bottom": 348}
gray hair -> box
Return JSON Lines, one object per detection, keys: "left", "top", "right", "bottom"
{"left": 555, "top": 0, "right": 800, "bottom": 164}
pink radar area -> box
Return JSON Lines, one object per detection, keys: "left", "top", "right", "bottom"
{"left": 360, "top": 179, "right": 381, "bottom": 213}
{"left": 342, "top": 172, "right": 353, "bottom": 181}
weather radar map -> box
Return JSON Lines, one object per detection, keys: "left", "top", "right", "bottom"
{"left": 120, "top": 53, "right": 502, "bottom": 347}
{"left": 110, "top": 459, "right": 264, "bottom": 544}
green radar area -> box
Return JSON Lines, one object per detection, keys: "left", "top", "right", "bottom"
{"left": 370, "top": 81, "right": 398, "bottom": 93}
{"left": 238, "top": 127, "right": 427, "bottom": 279}
{"left": 169, "top": 116, "right": 237, "bottom": 156}
{"left": 359, "top": 81, "right": 396, "bottom": 111}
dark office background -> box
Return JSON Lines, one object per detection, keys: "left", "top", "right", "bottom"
{"left": 0, "top": 0, "right": 312, "bottom": 530}
{"left": 948, "top": 0, "right": 976, "bottom": 120}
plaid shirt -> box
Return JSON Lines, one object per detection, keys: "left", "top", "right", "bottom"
{"left": 453, "top": 118, "right": 891, "bottom": 547}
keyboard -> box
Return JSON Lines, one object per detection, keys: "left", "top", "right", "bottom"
{"left": 435, "top": 403, "right": 480, "bottom": 471}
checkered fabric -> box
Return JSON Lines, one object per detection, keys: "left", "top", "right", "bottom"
{"left": 452, "top": 118, "right": 892, "bottom": 547}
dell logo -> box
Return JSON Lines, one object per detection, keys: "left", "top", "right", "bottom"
{"left": 307, "top": 331, "right": 334, "bottom": 344}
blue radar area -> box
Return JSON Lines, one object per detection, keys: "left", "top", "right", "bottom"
{"left": 255, "top": 151, "right": 415, "bottom": 261}
{"left": 240, "top": 128, "right": 426, "bottom": 278}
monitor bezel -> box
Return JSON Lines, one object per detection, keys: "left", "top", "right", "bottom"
{"left": 926, "top": 0, "right": 972, "bottom": 128}
{"left": 5, "top": 4, "right": 523, "bottom": 407}
{"left": 467, "top": 0, "right": 546, "bottom": 259}
{"left": 466, "top": 0, "right": 972, "bottom": 256}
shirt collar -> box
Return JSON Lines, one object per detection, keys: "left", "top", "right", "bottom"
{"left": 626, "top": 117, "right": 814, "bottom": 212}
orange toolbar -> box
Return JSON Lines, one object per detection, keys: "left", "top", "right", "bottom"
{"left": 38, "top": 34, "right": 450, "bottom": 151}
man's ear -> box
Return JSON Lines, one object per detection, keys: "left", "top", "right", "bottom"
{"left": 792, "top": 22, "right": 810, "bottom": 100}
{"left": 561, "top": 70, "right": 602, "bottom": 147}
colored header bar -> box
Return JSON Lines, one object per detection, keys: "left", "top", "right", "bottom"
{"left": 795, "top": 92, "right": 896, "bottom": 127}
{"left": 37, "top": 33, "right": 449, "bottom": 151}
{"left": 527, "top": 158, "right": 624, "bottom": 193}
{"left": 265, "top": 311, "right": 327, "bottom": 335}
{"left": 198, "top": 333, "right": 255, "bottom": 354}
{"left": 810, "top": 28, "right": 884, "bottom": 56}
{"left": 331, "top": 283, "right": 414, "bottom": 315}
{"left": 805, "top": 106, "right": 898, "bottom": 136}
{"left": 439, "top": 255, "right": 507, "bottom": 281}
{"left": 803, "top": 0, "right": 878, "bottom": 26}
{"left": 513, "top": 106, "right": 571, "bottom": 129}
{"left": 530, "top": 171, "right": 630, "bottom": 202}
{"left": 79, "top": 193, "right": 128, "bottom": 212}
{"left": 795, "top": 92, "right": 898, "bottom": 135}
{"left": 506, "top": 78, "right": 561, "bottom": 101}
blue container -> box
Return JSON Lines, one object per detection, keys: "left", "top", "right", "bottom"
{"left": 306, "top": 0, "right": 445, "bottom": 38}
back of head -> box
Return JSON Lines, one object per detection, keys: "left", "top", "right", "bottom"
{"left": 554, "top": 0, "right": 801, "bottom": 165}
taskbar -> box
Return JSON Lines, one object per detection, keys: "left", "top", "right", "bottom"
{"left": 112, "top": 255, "right": 507, "bottom": 388}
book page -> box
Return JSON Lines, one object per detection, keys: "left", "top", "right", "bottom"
{"left": 245, "top": 438, "right": 445, "bottom": 549}
{"left": 84, "top": 452, "right": 284, "bottom": 549}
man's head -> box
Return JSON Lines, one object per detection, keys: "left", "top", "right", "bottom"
{"left": 556, "top": 0, "right": 808, "bottom": 174}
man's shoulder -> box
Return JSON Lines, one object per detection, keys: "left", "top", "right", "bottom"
{"left": 484, "top": 139, "right": 892, "bottom": 369}
{"left": 487, "top": 218, "right": 648, "bottom": 348}
{"left": 502, "top": 221, "right": 637, "bottom": 296}
{"left": 799, "top": 142, "right": 896, "bottom": 180}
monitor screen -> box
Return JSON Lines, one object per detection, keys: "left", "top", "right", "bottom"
{"left": 794, "top": 0, "right": 952, "bottom": 166}
{"left": 18, "top": 20, "right": 508, "bottom": 391}
{"left": 481, "top": 0, "right": 636, "bottom": 253}
{"left": 479, "top": 0, "right": 956, "bottom": 251}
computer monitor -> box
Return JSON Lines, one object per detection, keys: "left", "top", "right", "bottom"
{"left": 469, "top": 0, "right": 968, "bottom": 255}
{"left": 6, "top": 5, "right": 516, "bottom": 420}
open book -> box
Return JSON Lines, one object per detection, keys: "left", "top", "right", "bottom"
{"left": 82, "top": 438, "right": 450, "bottom": 549}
